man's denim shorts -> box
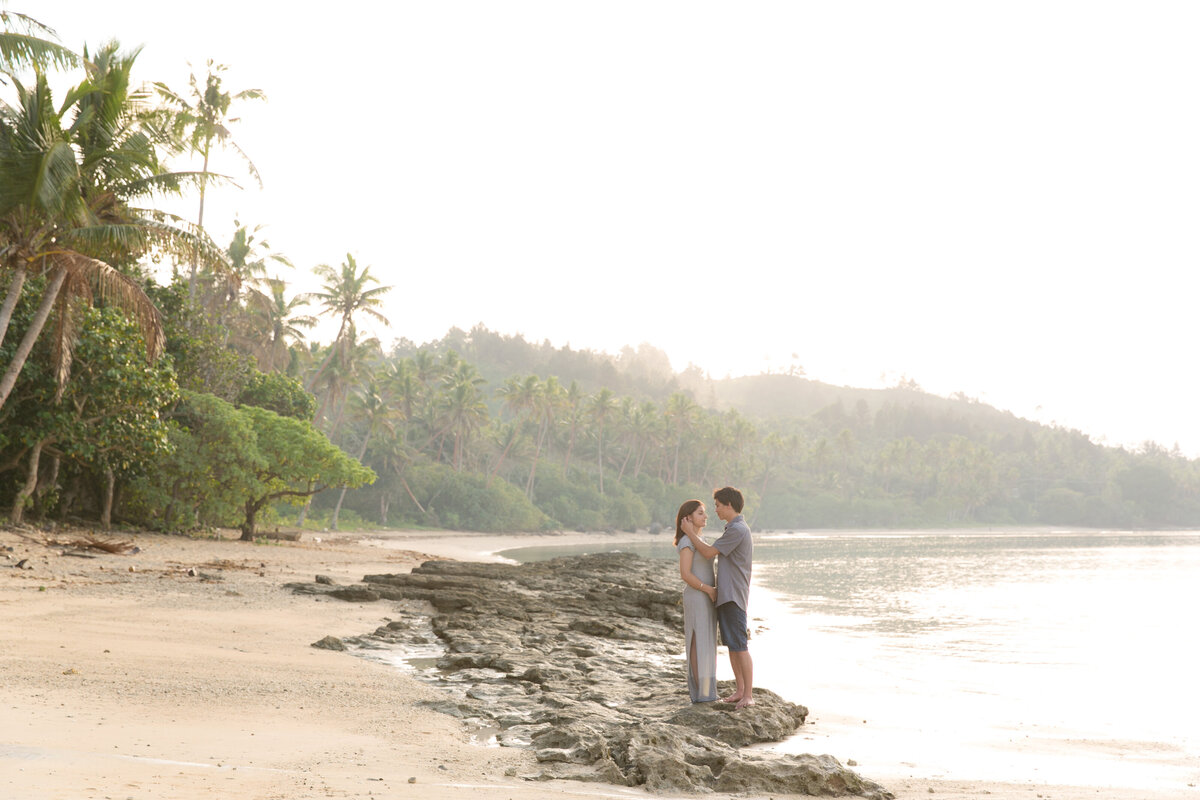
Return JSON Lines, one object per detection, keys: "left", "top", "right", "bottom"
{"left": 717, "top": 602, "right": 749, "bottom": 652}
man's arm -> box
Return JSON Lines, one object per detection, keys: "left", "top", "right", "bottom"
{"left": 681, "top": 518, "right": 719, "bottom": 560}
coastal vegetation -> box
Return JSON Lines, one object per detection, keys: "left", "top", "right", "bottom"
{"left": 3, "top": 13, "right": 1199, "bottom": 536}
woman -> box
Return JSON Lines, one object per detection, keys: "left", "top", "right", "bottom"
{"left": 675, "top": 499, "right": 719, "bottom": 703}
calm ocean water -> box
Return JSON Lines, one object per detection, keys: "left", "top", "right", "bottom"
{"left": 499, "top": 530, "right": 1200, "bottom": 789}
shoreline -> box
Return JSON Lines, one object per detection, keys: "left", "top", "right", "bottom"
{"left": 2, "top": 526, "right": 1195, "bottom": 800}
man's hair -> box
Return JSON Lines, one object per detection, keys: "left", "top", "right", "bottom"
{"left": 712, "top": 486, "right": 744, "bottom": 513}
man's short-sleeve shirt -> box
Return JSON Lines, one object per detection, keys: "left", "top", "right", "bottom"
{"left": 713, "top": 514, "right": 752, "bottom": 610}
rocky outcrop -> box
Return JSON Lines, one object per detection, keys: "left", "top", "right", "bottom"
{"left": 287, "top": 552, "right": 891, "bottom": 798}
{"left": 310, "top": 634, "right": 346, "bottom": 651}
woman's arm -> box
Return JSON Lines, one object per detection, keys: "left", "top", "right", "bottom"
{"left": 679, "top": 547, "right": 718, "bottom": 602}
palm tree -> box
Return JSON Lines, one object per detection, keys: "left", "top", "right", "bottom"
{"left": 295, "top": 329, "right": 379, "bottom": 526}
{"left": 812, "top": 437, "right": 835, "bottom": 489}
{"left": 153, "top": 60, "right": 264, "bottom": 299}
{"left": 726, "top": 410, "right": 758, "bottom": 478}
{"left": 589, "top": 387, "right": 617, "bottom": 495}
{"left": 397, "top": 350, "right": 449, "bottom": 453}
{"left": 663, "top": 392, "right": 699, "bottom": 485}
{"left": 312, "top": 328, "right": 381, "bottom": 435}
{"left": 876, "top": 436, "right": 917, "bottom": 494}
{"left": 524, "top": 376, "right": 564, "bottom": 497}
{"left": 560, "top": 380, "right": 584, "bottom": 472}
{"left": 757, "top": 432, "right": 792, "bottom": 507}
{"left": 495, "top": 375, "right": 539, "bottom": 491}
{"left": 209, "top": 220, "right": 291, "bottom": 337}
{"left": 435, "top": 361, "right": 488, "bottom": 471}
{"left": 368, "top": 427, "right": 408, "bottom": 525}
{"left": 629, "top": 400, "right": 663, "bottom": 479}
{"left": 612, "top": 396, "right": 640, "bottom": 482}
{"left": 330, "top": 377, "right": 394, "bottom": 529}
{"left": 485, "top": 420, "right": 529, "bottom": 488}
{"left": 493, "top": 375, "right": 536, "bottom": 487}
{"left": 496, "top": 374, "right": 537, "bottom": 423}
{"left": 381, "top": 357, "right": 421, "bottom": 445}
{"left": 412, "top": 349, "right": 442, "bottom": 388}
{"left": 0, "top": 45, "right": 205, "bottom": 411}
{"left": 696, "top": 414, "right": 733, "bottom": 487}
{"left": 242, "top": 277, "right": 315, "bottom": 373}
{"left": 305, "top": 253, "right": 391, "bottom": 395}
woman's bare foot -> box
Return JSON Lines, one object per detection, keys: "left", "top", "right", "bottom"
{"left": 734, "top": 696, "right": 756, "bottom": 709}
{"left": 720, "top": 694, "right": 742, "bottom": 704}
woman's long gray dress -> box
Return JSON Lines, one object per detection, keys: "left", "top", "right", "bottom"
{"left": 677, "top": 537, "right": 718, "bottom": 702}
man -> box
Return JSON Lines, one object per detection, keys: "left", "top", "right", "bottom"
{"left": 683, "top": 486, "right": 754, "bottom": 708}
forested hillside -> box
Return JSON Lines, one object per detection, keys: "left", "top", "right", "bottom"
{"left": 326, "top": 325, "right": 1199, "bottom": 531}
{"left": 3, "top": 15, "right": 1197, "bottom": 536}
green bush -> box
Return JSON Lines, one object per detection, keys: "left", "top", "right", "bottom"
{"left": 394, "top": 461, "right": 551, "bottom": 531}
{"left": 125, "top": 391, "right": 374, "bottom": 537}
{"left": 237, "top": 371, "right": 316, "bottom": 420}
{"left": 124, "top": 391, "right": 260, "bottom": 531}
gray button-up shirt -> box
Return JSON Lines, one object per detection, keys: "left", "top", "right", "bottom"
{"left": 714, "top": 514, "right": 752, "bottom": 610}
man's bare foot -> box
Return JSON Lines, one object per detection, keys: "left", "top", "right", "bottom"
{"left": 734, "top": 696, "right": 756, "bottom": 709}
{"left": 720, "top": 694, "right": 742, "bottom": 704}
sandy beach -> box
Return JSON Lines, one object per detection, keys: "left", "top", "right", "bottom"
{"left": 2, "top": 526, "right": 1194, "bottom": 800}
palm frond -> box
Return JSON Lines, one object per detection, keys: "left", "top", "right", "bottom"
{"left": 32, "top": 250, "right": 162, "bottom": 400}
{"left": 362, "top": 306, "right": 392, "bottom": 326}
{"left": 149, "top": 81, "right": 189, "bottom": 108}
{"left": 50, "top": 268, "right": 88, "bottom": 397}
{"left": 121, "top": 169, "right": 240, "bottom": 197}
{"left": 231, "top": 88, "right": 266, "bottom": 103}
{"left": 33, "top": 140, "right": 80, "bottom": 217}
{"left": 55, "top": 250, "right": 165, "bottom": 361}
{"left": 0, "top": 29, "right": 79, "bottom": 74}
{"left": 64, "top": 216, "right": 229, "bottom": 276}
{"left": 225, "top": 138, "right": 263, "bottom": 188}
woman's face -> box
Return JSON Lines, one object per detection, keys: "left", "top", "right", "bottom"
{"left": 689, "top": 505, "right": 708, "bottom": 531}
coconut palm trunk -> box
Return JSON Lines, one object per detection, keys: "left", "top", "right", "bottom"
{"left": 0, "top": 267, "right": 67, "bottom": 410}
{"left": 329, "top": 435, "right": 370, "bottom": 530}
{"left": 0, "top": 263, "right": 29, "bottom": 345}
{"left": 188, "top": 142, "right": 210, "bottom": 300}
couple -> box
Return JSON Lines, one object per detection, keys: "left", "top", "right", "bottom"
{"left": 674, "top": 486, "right": 754, "bottom": 708}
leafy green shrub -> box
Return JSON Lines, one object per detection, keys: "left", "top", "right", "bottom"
{"left": 395, "top": 461, "right": 551, "bottom": 531}
{"left": 124, "top": 391, "right": 260, "bottom": 531}
{"left": 125, "top": 391, "right": 374, "bottom": 537}
{"left": 146, "top": 280, "right": 255, "bottom": 402}
{"left": 237, "top": 371, "right": 316, "bottom": 420}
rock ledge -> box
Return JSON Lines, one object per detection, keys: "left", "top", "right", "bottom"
{"left": 288, "top": 552, "right": 891, "bottom": 798}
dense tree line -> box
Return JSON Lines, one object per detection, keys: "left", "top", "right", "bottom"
{"left": 3, "top": 15, "right": 1198, "bottom": 537}
{"left": 0, "top": 17, "right": 370, "bottom": 538}
{"left": 321, "top": 327, "right": 1200, "bottom": 531}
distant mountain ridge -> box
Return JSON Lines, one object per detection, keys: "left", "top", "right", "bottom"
{"left": 403, "top": 324, "right": 1061, "bottom": 442}
{"left": 372, "top": 324, "right": 1198, "bottom": 530}
{"left": 709, "top": 373, "right": 1040, "bottom": 437}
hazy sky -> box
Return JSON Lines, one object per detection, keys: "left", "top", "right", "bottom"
{"left": 27, "top": 1, "right": 1200, "bottom": 456}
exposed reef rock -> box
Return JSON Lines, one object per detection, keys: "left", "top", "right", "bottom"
{"left": 287, "top": 552, "right": 891, "bottom": 798}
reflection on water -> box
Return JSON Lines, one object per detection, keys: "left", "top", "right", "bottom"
{"left": 755, "top": 531, "right": 1195, "bottom": 628}
{"left": 501, "top": 530, "right": 1200, "bottom": 788}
